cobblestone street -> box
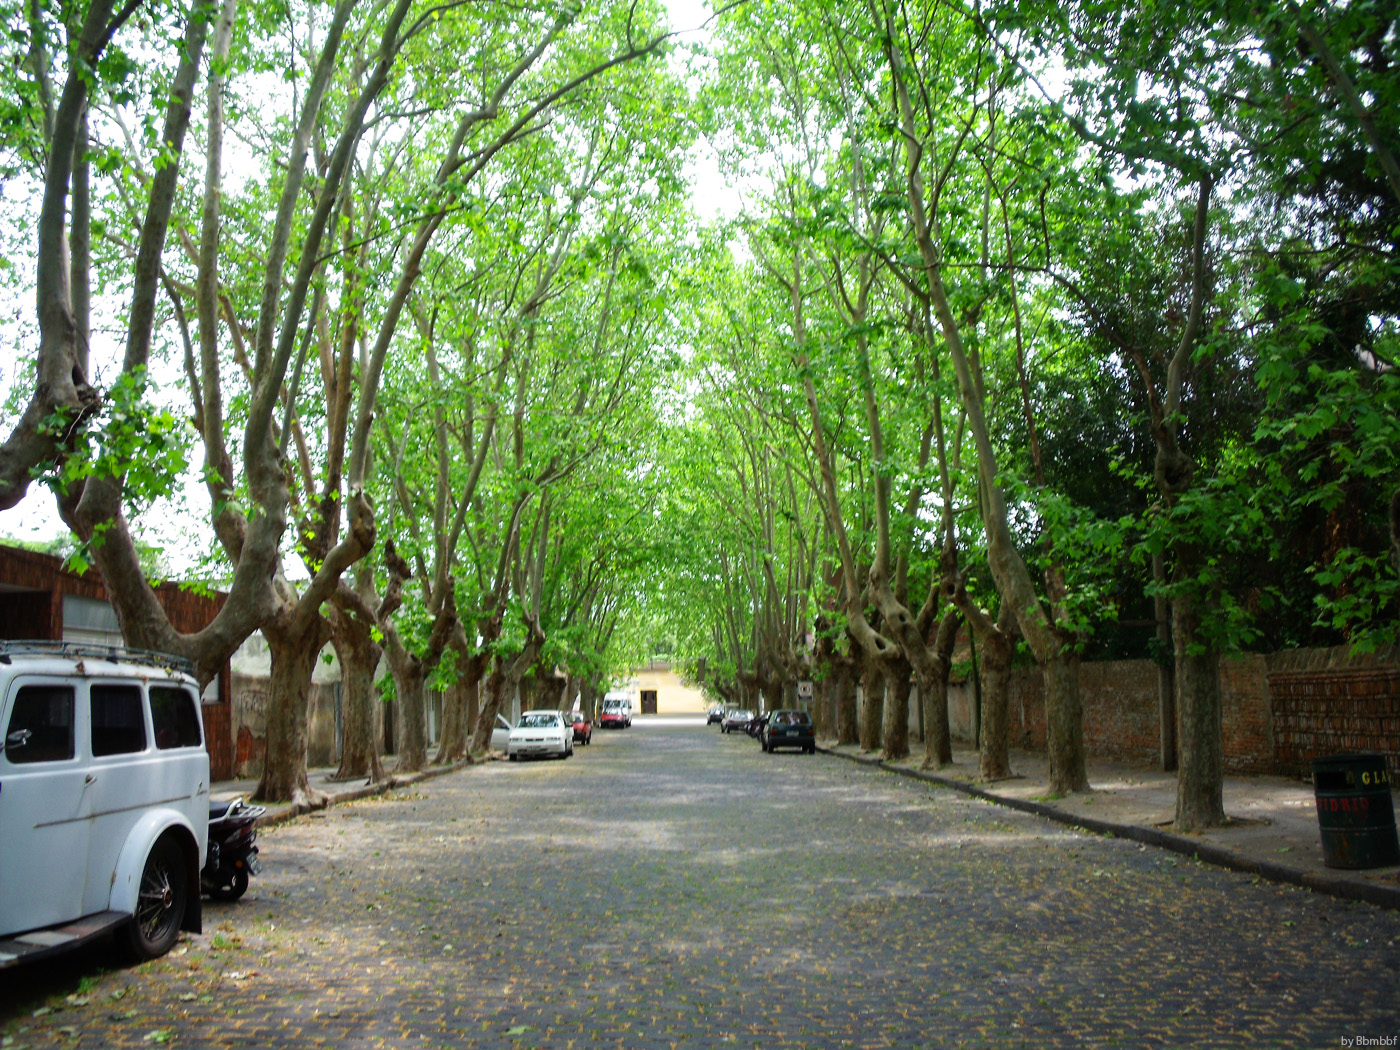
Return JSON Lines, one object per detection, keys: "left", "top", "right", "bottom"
{"left": 4, "top": 722, "right": 1399, "bottom": 1049}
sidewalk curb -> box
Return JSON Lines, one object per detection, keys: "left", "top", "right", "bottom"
{"left": 251, "top": 760, "right": 473, "bottom": 830}
{"left": 819, "top": 745, "right": 1400, "bottom": 912}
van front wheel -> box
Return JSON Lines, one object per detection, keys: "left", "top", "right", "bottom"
{"left": 124, "top": 836, "right": 187, "bottom": 961}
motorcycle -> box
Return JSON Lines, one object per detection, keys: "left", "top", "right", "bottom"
{"left": 202, "top": 796, "right": 266, "bottom": 901}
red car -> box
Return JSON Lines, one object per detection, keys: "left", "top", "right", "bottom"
{"left": 569, "top": 711, "right": 593, "bottom": 745}
{"left": 599, "top": 699, "right": 630, "bottom": 729}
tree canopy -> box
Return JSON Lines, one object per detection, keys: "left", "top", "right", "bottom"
{"left": 1, "top": 0, "right": 1395, "bottom": 824}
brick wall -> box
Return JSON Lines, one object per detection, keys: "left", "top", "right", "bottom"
{"left": 1220, "top": 653, "right": 1274, "bottom": 773}
{"left": 943, "top": 645, "right": 1396, "bottom": 777}
{"left": 1269, "top": 668, "right": 1400, "bottom": 780}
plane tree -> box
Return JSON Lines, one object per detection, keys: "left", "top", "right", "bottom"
{"left": 0, "top": 0, "right": 678, "bottom": 803}
{"left": 980, "top": 0, "right": 1398, "bottom": 825}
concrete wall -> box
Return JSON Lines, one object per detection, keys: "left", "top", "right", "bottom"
{"left": 230, "top": 672, "right": 342, "bottom": 778}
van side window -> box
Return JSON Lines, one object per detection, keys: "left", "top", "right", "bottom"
{"left": 91, "top": 684, "right": 147, "bottom": 756}
{"left": 4, "top": 685, "right": 76, "bottom": 763}
{"left": 150, "top": 686, "right": 202, "bottom": 749}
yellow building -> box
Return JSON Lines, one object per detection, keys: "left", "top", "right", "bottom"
{"left": 619, "top": 660, "right": 708, "bottom": 715}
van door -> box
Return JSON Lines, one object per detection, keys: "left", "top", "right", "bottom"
{"left": 0, "top": 681, "right": 89, "bottom": 937}
{"left": 79, "top": 681, "right": 208, "bottom": 915}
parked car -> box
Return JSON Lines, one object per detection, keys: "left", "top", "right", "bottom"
{"left": 508, "top": 710, "right": 574, "bottom": 760}
{"left": 745, "top": 712, "right": 770, "bottom": 738}
{"left": 599, "top": 698, "right": 631, "bottom": 729}
{"left": 761, "top": 709, "right": 816, "bottom": 753}
{"left": 490, "top": 713, "right": 512, "bottom": 753}
{"left": 568, "top": 710, "right": 593, "bottom": 745}
{"left": 720, "top": 709, "right": 754, "bottom": 734}
{"left": 706, "top": 706, "right": 725, "bottom": 725}
{"left": 0, "top": 642, "right": 208, "bottom": 968}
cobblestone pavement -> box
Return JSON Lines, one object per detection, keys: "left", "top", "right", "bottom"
{"left": 4, "top": 724, "right": 1400, "bottom": 1049}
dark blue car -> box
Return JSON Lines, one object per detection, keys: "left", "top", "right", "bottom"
{"left": 760, "top": 709, "right": 815, "bottom": 753}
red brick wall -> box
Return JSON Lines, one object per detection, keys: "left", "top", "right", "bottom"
{"left": 946, "top": 646, "right": 1394, "bottom": 777}
{"left": 1269, "top": 669, "right": 1400, "bottom": 779}
{"left": 1079, "top": 659, "right": 1160, "bottom": 763}
{"left": 1218, "top": 653, "right": 1274, "bottom": 773}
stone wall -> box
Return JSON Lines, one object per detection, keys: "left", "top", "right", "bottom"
{"left": 230, "top": 672, "right": 340, "bottom": 778}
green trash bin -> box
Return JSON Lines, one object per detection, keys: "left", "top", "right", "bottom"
{"left": 1311, "top": 753, "right": 1400, "bottom": 869}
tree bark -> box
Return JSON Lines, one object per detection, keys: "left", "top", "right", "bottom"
{"left": 1153, "top": 551, "right": 1178, "bottom": 772}
{"left": 328, "top": 606, "right": 384, "bottom": 783}
{"left": 919, "top": 608, "right": 960, "bottom": 771}
{"left": 471, "top": 667, "right": 509, "bottom": 753}
{"left": 435, "top": 676, "right": 467, "bottom": 765}
{"left": 881, "top": 654, "right": 912, "bottom": 761}
{"left": 1172, "top": 587, "right": 1225, "bottom": 831}
{"left": 1043, "top": 649, "right": 1086, "bottom": 797}
{"left": 860, "top": 661, "right": 884, "bottom": 753}
{"left": 387, "top": 653, "right": 429, "bottom": 772}
{"left": 977, "top": 603, "right": 1017, "bottom": 782}
{"left": 837, "top": 644, "right": 860, "bottom": 746}
{"left": 254, "top": 614, "right": 332, "bottom": 808}
{"left": 435, "top": 630, "right": 488, "bottom": 764}
{"left": 470, "top": 616, "right": 546, "bottom": 753}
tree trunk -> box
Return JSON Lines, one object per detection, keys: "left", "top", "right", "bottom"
{"left": 329, "top": 611, "right": 384, "bottom": 783}
{"left": 254, "top": 615, "right": 331, "bottom": 807}
{"left": 1043, "top": 650, "right": 1087, "bottom": 796}
{"left": 977, "top": 605, "right": 1016, "bottom": 782}
{"left": 919, "top": 608, "right": 959, "bottom": 771}
{"left": 836, "top": 650, "right": 859, "bottom": 746}
{"left": 812, "top": 675, "right": 830, "bottom": 739}
{"left": 435, "top": 644, "right": 487, "bottom": 764}
{"left": 1153, "top": 551, "right": 1178, "bottom": 772}
{"left": 1172, "top": 589, "right": 1225, "bottom": 831}
{"left": 386, "top": 649, "right": 428, "bottom": 773}
{"left": 434, "top": 676, "right": 469, "bottom": 765}
{"left": 881, "top": 655, "right": 911, "bottom": 761}
{"left": 470, "top": 622, "right": 544, "bottom": 753}
{"left": 860, "top": 662, "right": 884, "bottom": 752}
{"left": 471, "top": 661, "right": 510, "bottom": 754}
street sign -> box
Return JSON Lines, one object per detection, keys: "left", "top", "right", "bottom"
{"left": 797, "top": 680, "right": 813, "bottom": 699}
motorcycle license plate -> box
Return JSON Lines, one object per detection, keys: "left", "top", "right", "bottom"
{"left": 246, "top": 855, "right": 262, "bottom": 876}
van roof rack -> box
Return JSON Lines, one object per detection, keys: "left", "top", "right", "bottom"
{"left": 0, "top": 640, "right": 196, "bottom": 677}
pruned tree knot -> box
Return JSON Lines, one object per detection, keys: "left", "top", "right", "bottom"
{"left": 1154, "top": 448, "right": 1195, "bottom": 495}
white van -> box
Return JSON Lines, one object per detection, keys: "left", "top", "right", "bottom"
{"left": 0, "top": 642, "right": 208, "bottom": 967}
{"left": 599, "top": 694, "right": 632, "bottom": 728}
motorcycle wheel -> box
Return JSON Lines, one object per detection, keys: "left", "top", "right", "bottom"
{"left": 208, "top": 868, "right": 249, "bottom": 902}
